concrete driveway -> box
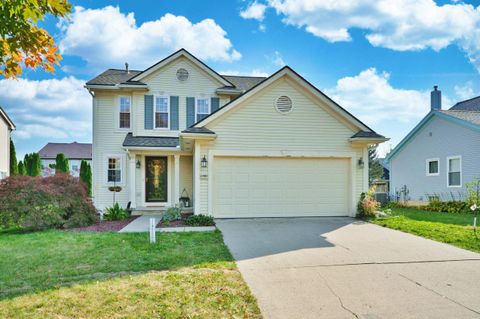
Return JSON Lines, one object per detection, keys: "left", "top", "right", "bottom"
{"left": 216, "top": 218, "right": 480, "bottom": 319}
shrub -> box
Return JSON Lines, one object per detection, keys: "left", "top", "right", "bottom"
{"left": 184, "top": 214, "right": 215, "bottom": 226}
{"left": 103, "top": 202, "right": 130, "bottom": 221}
{"left": 424, "top": 200, "right": 468, "bottom": 214}
{"left": 55, "top": 153, "right": 69, "bottom": 174}
{"left": 0, "top": 175, "right": 97, "bottom": 231}
{"left": 161, "top": 206, "right": 182, "bottom": 225}
{"left": 357, "top": 186, "right": 380, "bottom": 218}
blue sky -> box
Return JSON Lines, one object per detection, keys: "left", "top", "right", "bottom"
{"left": 2, "top": 0, "right": 480, "bottom": 159}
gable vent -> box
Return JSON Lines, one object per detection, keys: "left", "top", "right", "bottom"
{"left": 176, "top": 68, "right": 189, "bottom": 81}
{"left": 275, "top": 96, "right": 293, "bottom": 114}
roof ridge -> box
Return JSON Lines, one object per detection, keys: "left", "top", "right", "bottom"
{"left": 222, "top": 74, "right": 268, "bottom": 78}
{"left": 107, "top": 68, "right": 143, "bottom": 72}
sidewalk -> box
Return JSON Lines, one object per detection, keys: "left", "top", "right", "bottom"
{"left": 119, "top": 215, "right": 161, "bottom": 232}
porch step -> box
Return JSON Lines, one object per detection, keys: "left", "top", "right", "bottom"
{"left": 131, "top": 207, "right": 194, "bottom": 216}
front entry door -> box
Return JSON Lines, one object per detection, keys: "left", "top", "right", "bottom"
{"left": 145, "top": 157, "right": 168, "bottom": 202}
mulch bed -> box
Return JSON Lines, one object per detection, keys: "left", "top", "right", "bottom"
{"left": 156, "top": 219, "right": 186, "bottom": 228}
{"left": 69, "top": 216, "right": 139, "bottom": 232}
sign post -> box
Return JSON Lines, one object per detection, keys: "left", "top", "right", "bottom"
{"left": 149, "top": 218, "right": 156, "bottom": 243}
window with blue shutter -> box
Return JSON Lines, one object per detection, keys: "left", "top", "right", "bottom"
{"left": 186, "top": 97, "right": 195, "bottom": 127}
{"left": 144, "top": 95, "right": 153, "bottom": 129}
{"left": 170, "top": 96, "right": 179, "bottom": 130}
{"left": 211, "top": 97, "right": 219, "bottom": 113}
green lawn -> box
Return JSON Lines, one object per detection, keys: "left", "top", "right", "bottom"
{"left": 372, "top": 207, "right": 480, "bottom": 253}
{"left": 0, "top": 230, "right": 261, "bottom": 318}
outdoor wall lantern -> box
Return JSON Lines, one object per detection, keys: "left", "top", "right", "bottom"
{"left": 136, "top": 160, "right": 141, "bottom": 169}
{"left": 358, "top": 158, "right": 364, "bottom": 168}
{"left": 201, "top": 156, "right": 208, "bottom": 168}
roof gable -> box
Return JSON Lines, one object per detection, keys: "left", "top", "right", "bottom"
{"left": 386, "top": 110, "right": 480, "bottom": 161}
{"left": 0, "top": 107, "right": 15, "bottom": 130}
{"left": 129, "top": 49, "right": 233, "bottom": 87}
{"left": 193, "top": 66, "right": 377, "bottom": 135}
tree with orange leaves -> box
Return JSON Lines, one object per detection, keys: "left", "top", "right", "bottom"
{"left": 0, "top": 0, "right": 72, "bottom": 78}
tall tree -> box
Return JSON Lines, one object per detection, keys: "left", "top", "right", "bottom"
{"left": 55, "top": 153, "right": 69, "bottom": 174}
{"left": 9, "top": 139, "right": 18, "bottom": 175}
{"left": 368, "top": 145, "right": 385, "bottom": 183}
{"left": 30, "top": 153, "right": 41, "bottom": 176}
{"left": 0, "top": 0, "right": 72, "bottom": 78}
{"left": 80, "top": 160, "right": 92, "bottom": 196}
{"left": 24, "top": 153, "right": 31, "bottom": 176}
{"left": 17, "top": 160, "right": 26, "bottom": 176}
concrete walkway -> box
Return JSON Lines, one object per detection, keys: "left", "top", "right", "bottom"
{"left": 119, "top": 215, "right": 161, "bottom": 232}
{"left": 217, "top": 218, "right": 480, "bottom": 319}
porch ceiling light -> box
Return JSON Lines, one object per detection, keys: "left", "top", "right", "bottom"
{"left": 201, "top": 156, "right": 208, "bottom": 168}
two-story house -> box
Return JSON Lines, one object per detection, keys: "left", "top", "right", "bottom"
{"left": 86, "top": 49, "right": 387, "bottom": 217}
{"left": 387, "top": 87, "right": 480, "bottom": 202}
{"left": 0, "top": 107, "right": 15, "bottom": 179}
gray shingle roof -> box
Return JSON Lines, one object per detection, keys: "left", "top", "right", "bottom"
{"left": 122, "top": 133, "right": 179, "bottom": 148}
{"left": 440, "top": 110, "right": 480, "bottom": 126}
{"left": 86, "top": 69, "right": 143, "bottom": 86}
{"left": 221, "top": 75, "right": 266, "bottom": 91}
{"left": 450, "top": 96, "right": 480, "bottom": 111}
{"left": 38, "top": 142, "right": 92, "bottom": 159}
{"left": 351, "top": 131, "right": 386, "bottom": 139}
{"left": 181, "top": 127, "right": 215, "bottom": 134}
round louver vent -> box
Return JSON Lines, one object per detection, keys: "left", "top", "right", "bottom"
{"left": 275, "top": 96, "right": 293, "bottom": 114}
{"left": 176, "top": 68, "right": 189, "bottom": 81}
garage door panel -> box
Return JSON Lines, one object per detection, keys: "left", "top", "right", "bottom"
{"left": 213, "top": 157, "right": 350, "bottom": 218}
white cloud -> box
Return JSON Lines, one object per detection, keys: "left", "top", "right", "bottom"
{"left": 0, "top": 77, "right": 91, "bottom": 141}
{"left": 268, "top": 51, "right": 285, "bottom": 67}
{"left": 326, "top": 68, "right": 454, "bottom": 157}
{"left": 454, "top": 81, "right": 478, "bottom": 101}
{"left": 240, "top": 2, "right": 268, "bottom": 21}
{"left": 261, "top": 0, "right": 480, "bottom": 71}
{"left": 59, "top": 6, "right": 241, "bottom": 71}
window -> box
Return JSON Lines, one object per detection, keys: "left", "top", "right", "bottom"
{"left": 119, "top": 96, "right": 131, "bottom": 129}
{"left": 196, "top": 98, "right": 210, "bottom": 121}
{"left": 155, "top": 96, "right": 169, "bottom": 128}
{"left": 72, "top": 165, "right": 79, "bottom": 171}
{"left": 107, "top": 157, "right": 122, "bottom": 183}
{"left": 447, "top": 156, "right": 462, "bottom": 187}
{"left": 426, "top": 158, "right": 439, "bottom": 176}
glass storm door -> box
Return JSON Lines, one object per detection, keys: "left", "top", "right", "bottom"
{"left": 145, "top": 157, "right": 168, "bottom": 202}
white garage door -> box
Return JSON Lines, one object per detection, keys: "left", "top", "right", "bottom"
{"left": 213, "top": 157, "right": 350, "bottom": 218}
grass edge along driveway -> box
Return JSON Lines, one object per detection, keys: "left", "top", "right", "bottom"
{"left": 0, "top": 229, "right": 261, "bottom": 319}
{"left": 372, "top": 207, "right": 480, "bottom": 253}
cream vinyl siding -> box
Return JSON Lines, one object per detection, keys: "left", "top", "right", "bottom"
{"left": 0, "top": 118, "right": 10, "bottom": 178}
{"left": 197, "top": 75, "right": 366, "bottom": 215}
{"left": 92, "top": 92, "right": 130, "bottom": 210}
{"left": 133, "top": 56, "right": 229, "bottom": 137}
{"left": 213, "top": 157, "right": 349, "bottom": 217}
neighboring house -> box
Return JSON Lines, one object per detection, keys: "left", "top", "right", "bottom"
{"left": 387, "top": 87, "right": 480, "bottom": 202}
{"left": 0, "top": 107, "right": 15, "bottom": 179}
{"left": 85, "top": 49, "right": 387, "bottom": 217}
{"left": 38, "top": 142, "right": 92, "bottom": 177}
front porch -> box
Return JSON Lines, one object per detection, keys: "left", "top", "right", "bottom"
{"left": 125, "top": 150, "right": 194, "bottom": 212}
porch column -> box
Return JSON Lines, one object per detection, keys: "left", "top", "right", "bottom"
{"left": 129, "top": 154, "right": 136, "bottom": 209}
{"left": 194, "top": 142, "right": 201, "bottom": 214}
{"left": 174, "top": 154, "right": 180, "bottom": 206}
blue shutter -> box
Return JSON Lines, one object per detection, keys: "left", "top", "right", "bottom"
{"left": 144, "top": 95, "right": 153, "bottom": 129}
{"left": 211, "top": 97, "right": 220, "bottom": 113}
{"left": 186, "top": 97, "right": 195, "bottom": 127}
{"left": 170, "top": 96, "right": 179, "bottom": 130}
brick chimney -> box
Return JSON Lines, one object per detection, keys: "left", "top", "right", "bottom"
{"left": 431, "top": 85, "right": 441, "bottom": 110}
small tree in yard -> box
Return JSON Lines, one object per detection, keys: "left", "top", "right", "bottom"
{"left": 17, "top": 160, "right": 26, "bottom": 176}
{"left": 24, "top": 152, "right": 41, "bottom": 176}
{"left": 9, "top": 140, "right": 18, "bottom": 175}
{"left": 80, "top": 160, "right": 92, "bottom": 196}
{"left": 55, "top": 153, "right": 69, "bottom": 174}
{"left": 368, "top": 145, "right": 384, "bottom": 183}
